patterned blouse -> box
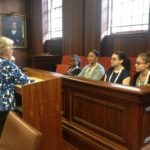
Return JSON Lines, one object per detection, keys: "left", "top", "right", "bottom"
{"left": 0, "top": 58, "right": 30, "bottom": 111}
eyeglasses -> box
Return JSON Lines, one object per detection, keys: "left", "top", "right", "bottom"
{"left": 135, "top": 62, "right": 146, "bottom": 65}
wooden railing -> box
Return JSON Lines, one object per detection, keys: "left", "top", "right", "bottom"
{"left": 62, "top": 76, "right": 150, "bottom": 150}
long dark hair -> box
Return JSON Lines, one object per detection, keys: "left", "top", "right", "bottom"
{"left": 114, "top": 51, "right": 131, "bottom": 71}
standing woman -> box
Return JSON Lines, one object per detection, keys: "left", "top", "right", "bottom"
{"left": 0, "top": 36, "right": 30, "bottom": 134}
{"left": 78, "top": 50, "right": 105, "bottom": 80}
{"left": 132, "top": 51, "right": 150, "bottom": 86}
{"left": 104, "top": 51, "right": 131, "bottom": 85}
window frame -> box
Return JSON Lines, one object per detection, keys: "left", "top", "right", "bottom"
{"left": 108, "top": 0, "right": 150, "bottom": 35}
{"left": 48, "top": 0, "right": 63, "bottom": 40}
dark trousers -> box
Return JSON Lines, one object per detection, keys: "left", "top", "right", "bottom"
{"left": 0, "top": 111, "right": 9, "bottom": 136}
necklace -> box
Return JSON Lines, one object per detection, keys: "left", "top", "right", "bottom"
{"left": 68, "top": 66, "right": 79, "bottom": 73}
{"left": 108, "top": 67, "right": 123, "bottom": 83}
{"left": 138, "top": 71, "right": 150, "bottom": 86}
{"left": 84, "top": 63, "right": 97, "bottom": 77}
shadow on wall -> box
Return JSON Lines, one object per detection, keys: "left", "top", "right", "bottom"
{"left": 43, "top": 39, "right": 63, "bottom": 55}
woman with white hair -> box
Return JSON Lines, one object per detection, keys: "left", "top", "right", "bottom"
{"left": 0, "top": 36, "right": 30, "bottom": 134}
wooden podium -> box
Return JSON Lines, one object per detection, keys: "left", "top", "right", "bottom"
{"left": 15, "top": 68, "right": 62, "bottom": 150}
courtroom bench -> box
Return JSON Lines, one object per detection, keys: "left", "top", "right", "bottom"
{"left": 57, "top": 56, "right": 136, "bottom": 77}
{"left": 61, "top": 75, "right": 150, "bottom": 150}
{"left": 15, "top": 68, "right": 150, "bottom": 150}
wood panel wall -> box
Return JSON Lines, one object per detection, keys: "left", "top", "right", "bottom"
{"left": 84, "top": 0, "right": 101, "bottom": 55}
{"left": 62, "top": 0, "right": 101, "bottom": 56}
{"left": 63, "top": 0, "right": 84, "bottom": 55}
{"left": 62, "top": 0, "right": 150, "bottom": 57}
{"left": 1, "top": 0, "right": 150, "bottom": 66}
{"left": 101, "top": 33, "right": 150, "bottom": 57}
{"left": 45, "top": 0, "right": 101, "bottom": 56}
{"left": 28, "top": 0, "right": 43, "bottom": 55}
{"left": 43, "top": 39, "right": 63, "bottom": 56}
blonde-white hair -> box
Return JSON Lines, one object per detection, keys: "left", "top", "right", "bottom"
{"left": 0, "top": 36, "right": 14, "bottom": 55}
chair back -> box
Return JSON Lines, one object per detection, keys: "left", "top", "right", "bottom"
{"left": 61, "top": 55, "right": 70, "bottom": 65}
{"left": 56, "top": 64, "right": 70, "bottom": 74}
{"left": 0, "top": 111, "right": 42, "bottom": 150}
{"left": 129, "top": 57, "right": 136, "bottom": 78}
{"left": 99, "top": 57, "right": 111, "bottom": 70}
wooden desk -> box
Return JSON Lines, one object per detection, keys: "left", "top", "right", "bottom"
{"left": 15, "top": 68, "right": 62, "bottom": 150}
{"left": 62, "top": 76, "right": 150, "bottom": 150}
{"left": 32, "top": 55, "right": 62, "bottom": 71}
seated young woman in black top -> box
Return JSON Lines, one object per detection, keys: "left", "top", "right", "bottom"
{"left": 64, "top": 54, "right": 81, "bottom": 76}
{"left": 104, "top": 51, "right": 131, "bottom": 85}
{"left": 132, "top": 51, "right": 150, "bottom": 86}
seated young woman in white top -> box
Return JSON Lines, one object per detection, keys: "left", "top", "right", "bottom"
{"left": 78, "top": 50, "right": 105, "bottom": 81}
{"left": 132, "top": 51, "right": 150, "bottom": 86}
{"left": 104, "top": 51, "right": 131, "bottom": 85}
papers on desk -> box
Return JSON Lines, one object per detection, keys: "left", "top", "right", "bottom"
{"left": 15, "top": 77, "right": 44, "bottom": 88}
{"left": 29, "top": 77, "right": 44, "bottom": 83}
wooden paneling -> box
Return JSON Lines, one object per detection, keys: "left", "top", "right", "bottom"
{"left": 43, "top": 39, "right": 63, "bottom": 56}
{"left": 62, "top": 77, "right": 150, "bottom": 150}
{"left": 1, "top": 0, "right": 150, "bottom": 67}
{"left": 63, "top": 0, "right": 150, "bottom": 57}
{"left": 146, "top": 31, "right": 150, "bottom": 50}
{"left": 13, "top": 50, "right": 31, "bottom": 67}
{"left": 15, "top": 68, "right": 62, "bottom": 150}
{"left": 29, "top": 0, "right": 43, "bottom": 55}
{"left": 101, "top": 33, "right": 148, "bottom": 57}
{"left": 101, "top": 0, "right": 109, "bottom": 41}
{"left": 32, "top": 55, "right": 62, "bottom": 71}
{"left": 63, "top": 0, "right": 101, "bottom": 55}
{"left": 63, "top": 0, "right": 84, "bottom": 55}
{"left": 84, "top": 0, "right": 101, "bottom": 55}
{"left": 27, "top": 0, "right": 150, "bottom": 58}
{"left": 0, "top": 0, "right": 26, "bottom": 14}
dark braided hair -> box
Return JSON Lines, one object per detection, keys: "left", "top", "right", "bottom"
{"left": 91, "top": 50, "right": 100, "bottom": 57}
